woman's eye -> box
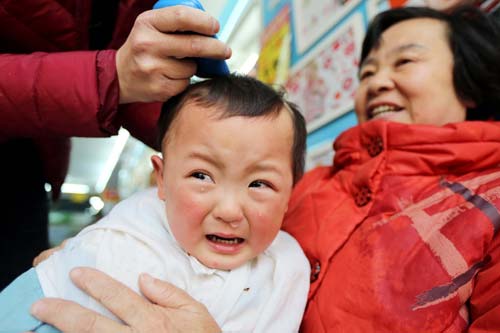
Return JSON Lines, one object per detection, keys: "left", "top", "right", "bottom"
{"left": 249, "top": 180, "right": 270, "bottom": 189}
{"left": 359, "top": 70, "right": 374, "bottom": 80}
{"left": 190, "top": 172, "right": 212, "bottom": 182}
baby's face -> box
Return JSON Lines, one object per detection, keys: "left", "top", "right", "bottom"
{"left": 152, "top": 102, "right": 295, "bottom": 270}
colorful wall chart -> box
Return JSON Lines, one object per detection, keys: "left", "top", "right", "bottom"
{"left": 257, "top": 5, "right": 291, "bottom": 85}
{"left": 292, "top": 0, "right": 361, "bottom": 54}
{"left": 285, "top": 13, "right": 364, "bottom": 132}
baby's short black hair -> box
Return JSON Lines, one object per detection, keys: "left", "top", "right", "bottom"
{"left": 157, "top": 74, "right": 306, "bottom": 185}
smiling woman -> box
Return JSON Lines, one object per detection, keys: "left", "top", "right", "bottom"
{"left": 356, "top": 6, "right": 500, "bottom": 124}
{"left": 355, "top": 18, "right": 467, "bottom": 125}
{"left": 283, "top": 6, "right": 500, "bottom": 332}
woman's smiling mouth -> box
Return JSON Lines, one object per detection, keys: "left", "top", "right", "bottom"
{"left": 369, "top": 104, "right": 404, "bottom": 119}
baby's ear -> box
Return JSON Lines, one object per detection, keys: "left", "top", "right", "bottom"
{"left": 151, "top": 155, "right": 166, "bottom": 200}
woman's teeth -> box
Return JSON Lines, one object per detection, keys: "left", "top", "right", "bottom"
{"left": 206, "top": 235, "right": 244, "bottom": 244}
{"left": 371, "top": 105, "right": 401, "bottom": 117}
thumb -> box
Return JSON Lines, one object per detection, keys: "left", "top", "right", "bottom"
{"left": 139, "top": 273, "right": 195, "bottom": 308}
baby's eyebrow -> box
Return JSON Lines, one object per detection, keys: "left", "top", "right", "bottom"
{"left": 187, "top": 151, "right": 223, "bottom": 169}
{"left": 245, "top": 162, "right": 284, "bottom": 177}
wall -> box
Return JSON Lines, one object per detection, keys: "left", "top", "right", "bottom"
{"left": 258, "top": 0, "right": 387, "bottom": 169}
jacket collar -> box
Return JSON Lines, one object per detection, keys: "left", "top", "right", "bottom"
{"left": 334, "top": 121, "right": 500, "bottom": 176}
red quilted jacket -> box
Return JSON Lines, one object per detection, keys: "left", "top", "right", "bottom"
{"left": 283, "top": 121, "right": 500, "bottom": 332}
{"left": 0, "top": 0, "right": 160, "bottom": 196}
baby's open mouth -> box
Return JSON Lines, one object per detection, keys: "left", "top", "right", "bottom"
{"left": 206, "top": 234, "right": 245, "bottom": 245}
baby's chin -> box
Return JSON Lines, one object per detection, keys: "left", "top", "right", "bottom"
{"left": 200, "top": 255, "right": 254, "bottom": 271}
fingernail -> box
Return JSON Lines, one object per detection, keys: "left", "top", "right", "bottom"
{"left": 70, "top": 267, "right": 83, "bottom": 279}
{"left": 225, "top": 47, "right": 232, "bottom": 58}
{"left": 213, "top": 18, "right": 220, "bottom": 34}
{"left": 140, "top": 273, "right": 154, "bottom": 284}
{"left": 31, "top": 300, "right": 45, "bottom": 316}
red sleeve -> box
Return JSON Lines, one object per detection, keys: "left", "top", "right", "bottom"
{"left": 0, "top": 49, "right": 161, "bottom": 147}
{"left": 0, "top": 50, "right": 120, "bottom": 139}
{"left": 469, "top": 234, "right": 500, "bottom": 331}
{"left": 119, "top": 102, "right": 162, "bottom": 150}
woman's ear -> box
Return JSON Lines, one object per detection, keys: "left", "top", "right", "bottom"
{"left": 151, "top": 155, "right": 166, "bottom": 201}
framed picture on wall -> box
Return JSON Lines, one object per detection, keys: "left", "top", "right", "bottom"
{"left": 305, "top": 141, "right": 335, "bottom": 171}
{"left": 257, "top": 5, "right": 291, "bottom": 85}
{"left": 292, "top": 0, "right": 362, "bottom": 54}
{"left": 285, "top": 12, "right": 364, "bottom": 132}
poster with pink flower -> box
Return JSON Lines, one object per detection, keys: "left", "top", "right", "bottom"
{"left": 285, "top": 13, "right": 364, "bottom": 132}
{"left": 292, "top": 0, "right": 361, "bottom": 53}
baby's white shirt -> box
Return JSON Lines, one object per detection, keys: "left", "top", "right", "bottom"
{"left": 36, "top": 189, "right": 310, "bottom": 332}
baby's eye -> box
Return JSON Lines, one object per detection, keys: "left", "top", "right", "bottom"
{"left": 249, "top": 180, "right": 271, "bottom": 189}
{"left": 395, "top": 58, "right": 412, "bottom": 66}
{"left": 190, "top": 172, "right": 213, "bottom": 182}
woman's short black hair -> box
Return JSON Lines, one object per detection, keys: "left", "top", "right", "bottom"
{"left": 157, "top": 74, "right": 307, "bottom": 185}
{"left": 361, "top": 6, "right": 500, "bottom": 120}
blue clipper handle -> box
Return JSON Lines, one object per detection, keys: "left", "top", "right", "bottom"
{"left": 153, "top": 0, "right": 230, "bottom": 78}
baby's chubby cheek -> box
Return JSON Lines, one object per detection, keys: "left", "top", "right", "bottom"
{"left": 249, "top": 209, "right": 284, "bottom": 240}
{"left": 170, "top": 189, "right": 208, "bottom": 221}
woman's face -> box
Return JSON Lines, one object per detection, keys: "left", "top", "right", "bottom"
{"left": 354, "top": 18, "right": 468, "bottom": 125}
